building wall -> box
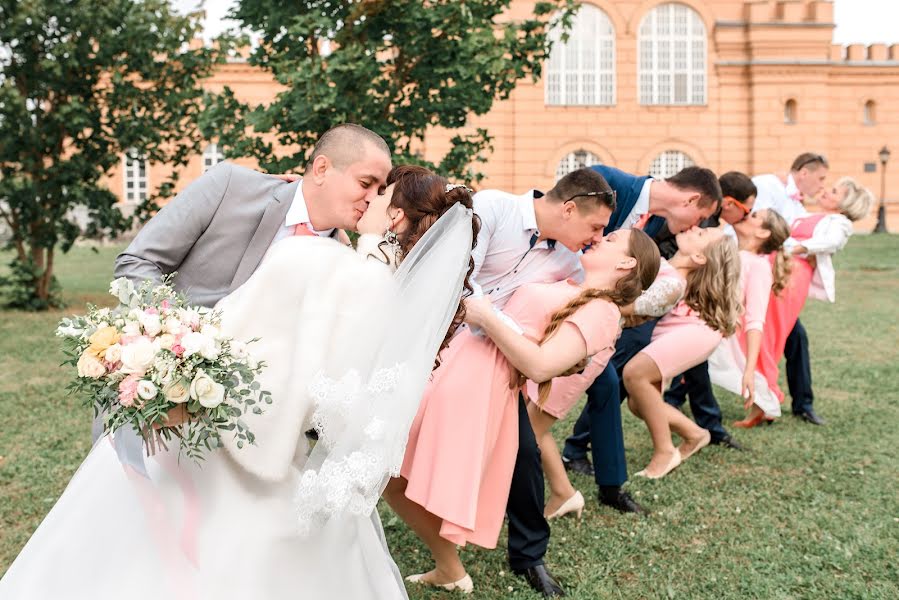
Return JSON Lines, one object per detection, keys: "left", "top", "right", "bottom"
{"left": 107, "top": 0, "right": 899, "bottom": 231}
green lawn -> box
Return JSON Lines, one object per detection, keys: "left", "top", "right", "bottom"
{"left": 1, "top": 237, "right": 897, "bottom": 598}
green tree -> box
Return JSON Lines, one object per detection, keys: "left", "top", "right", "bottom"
{"left": 0, "top": 0, "right": 221, "bottom": 310}
{"left": 204, "top": 0, "right": 575, "bottom": 179}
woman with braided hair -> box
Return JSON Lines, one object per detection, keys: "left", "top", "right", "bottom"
{"left": 384, "top": 228, "right": 659, "bottom": 593}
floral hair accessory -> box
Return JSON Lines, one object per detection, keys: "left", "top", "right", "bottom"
{"left": 445, "top": 183, "right": 473, "bottom": 194}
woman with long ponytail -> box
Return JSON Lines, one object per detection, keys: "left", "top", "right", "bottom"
{"left": 707, "top": 208, "right": 792, "bottom": 426}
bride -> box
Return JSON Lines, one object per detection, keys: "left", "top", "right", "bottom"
{"left": 0, "top": 165, "right": 478, "bottom": 600}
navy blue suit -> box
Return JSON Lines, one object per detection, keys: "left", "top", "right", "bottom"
{"left": 561, "top": 165, "right": 666, "bottom": 487}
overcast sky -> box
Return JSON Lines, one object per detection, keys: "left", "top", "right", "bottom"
{"left": 173, "top": 0, "right": 899, "bottom": 45}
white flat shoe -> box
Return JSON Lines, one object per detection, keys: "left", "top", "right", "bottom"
{"left": 405, "top": 572, "right": 473, "bottom": 594}
{"left": 546, "top": 490, "right": 585, "bottom": 520}
{"left": 634, "top": 450, "right": 682, "bottom": 480}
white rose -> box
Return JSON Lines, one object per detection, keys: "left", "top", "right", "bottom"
{"left": 104, "top": 343, "right": 122, "bottom": 364}
{"left": 122, "top": 320, "right": 141, "bottom": 337}
{"left": 179, "top": 308, "right": 201, "bottom": 330}
{"left": 137, "top": 380, "right": 158, "bottom": 401}
{"left": 230, "top": 340, "right": 249, "bottom": 362}
{"left": 139, "top": 313, "right": 162, "bottom": 337}
{"left": 163, "top": 379, "right": 190, "bottom": 404}
{"left": 163, "top": 316, "right": 183, "bottom": 336}
{"left": 181, "top": 331, "right": 219, "bottom": 360}
{"left": 77, "top": 352, "right": 106, "bottom": 379}
{"left": 120, "top": 337, "right": 157, "bottom": 375}
{"left": 200, "top": 324, "right": 221, "bottom": 340}
{"left": 189, "top": 370, "right": 226, "bottom": 408}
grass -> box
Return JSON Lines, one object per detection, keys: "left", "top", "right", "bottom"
{"left": 1, "top": 237, "right": 898, "bottom": 598}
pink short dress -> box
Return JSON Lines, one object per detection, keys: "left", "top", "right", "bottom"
{"left": 642, "top": 301, "right": 723, "bottom": 384}
{"left": 400, "top": 280, "right": 620, "bottom": 549}
{"left": 525, "top": 307, "right": 621, "bottom": 420}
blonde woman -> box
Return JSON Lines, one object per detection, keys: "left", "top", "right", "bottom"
{"left": 622, "top": 228, "right": 742, "bottom": 479}
{"left": 754, "top": 177, "right": 874, "bottom": 425}
{"left": 707, "top": 209, "right": 792, "bottom": 426}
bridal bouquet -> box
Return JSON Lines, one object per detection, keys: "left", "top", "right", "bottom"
{"left": 57, "top": 276, "right": 270, "bottom": 461}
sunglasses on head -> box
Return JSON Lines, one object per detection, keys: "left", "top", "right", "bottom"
{"left": 795, "top": 154, "right": 828, "bottom": 171}
{"left": 566, "top": 190, "right": 617, "bottom": 204}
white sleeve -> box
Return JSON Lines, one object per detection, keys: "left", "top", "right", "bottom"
{"left": 633, "top": 277, "right": 686, "bottom": 317}
{"left": 469, "top": 194, "right": 499, "bottom": 297}
{"left": 800, "top": 215, "right": 852, "bottom": 255}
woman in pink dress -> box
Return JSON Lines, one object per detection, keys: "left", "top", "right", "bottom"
{"left": 705, "top": 209, "right": 792, "bottom": 425}
{"left": 750, "top": 177, "right": 874, "bottom": 426}
{"left": 382, "top": 228, "right": 660, "bottom": 592}
{"left": 621, "top": 227, "right": 742, "bottom": 479}
{"left": 522, "top": 256, "right": 686, "bottom": 519}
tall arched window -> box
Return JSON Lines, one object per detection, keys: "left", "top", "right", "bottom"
{"left": 638, "top": 3, "right": 707, "bottom": 105}
{"left": 784, "top": 99, "right": 797, "bottom": 124}
{"left": 555, "top": 150, "right": 602, "bottom": 180}
{"left": 545, "top": 4, "right": 616, "bottom": 106}
{"left": 864, "top": 100, "right": 876, "bottom": 125}
{"left": 203, "top": 143, "right": 225, "bottom": 172}
{"left": 649, "top": 150, "right": 695, "bottom": 179}
{"left": 123, "top": 148, "right": 148, "bottom": 204}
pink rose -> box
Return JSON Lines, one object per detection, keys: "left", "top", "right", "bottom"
{"left": 118, "top": 375, "right": 140, "bottom": 407}
{"left": 144, "top": 307, "right": 159, "bottom": 315}
{"left": 160, "top": 300, "right": 171, "bottom": 310}
{"left": 172, "top": 344, "right": 185, "bottom": 357}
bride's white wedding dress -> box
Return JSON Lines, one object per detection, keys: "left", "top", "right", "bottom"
{"left": 0, "top": 205, "right": 473, "bottom": 599}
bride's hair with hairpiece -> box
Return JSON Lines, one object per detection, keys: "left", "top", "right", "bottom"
{"left": 386, "top": 165, "right": 480, "bottom": 366}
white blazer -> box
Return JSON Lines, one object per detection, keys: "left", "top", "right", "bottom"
{"left": 786, "top": 213, "right": 852, "bottom": 303}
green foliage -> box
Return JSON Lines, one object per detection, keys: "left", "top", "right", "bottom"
{"left": 203, "top": 0, "right": 577, "bottom": 180}
{"left": 0, "top": 0, "right": 222, "bottom": 309}
{"left": 0, "top": 256, "right": 63, "bottom": 310}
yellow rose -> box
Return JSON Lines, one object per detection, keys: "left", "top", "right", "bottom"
{"left": 77, "top": 351, "right": 106, "bottom": 379}
{"left": 87, "top": 326, "right": 121, "bottom": 358}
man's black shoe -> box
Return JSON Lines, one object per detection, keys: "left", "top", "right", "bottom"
{"left": 561, "top": 456, "right": 592, "bottom": 477}
{"left": 710, "top": 434, "right": 746, "bottom": 451}
{"left": 514, "top": 565, "right": 565, "bottom": 597}
{"left": 794, "top": 408, "right": 825, "bottom": 425}
{"left": 599, "top": 489, "right": 649, "bottom": 515}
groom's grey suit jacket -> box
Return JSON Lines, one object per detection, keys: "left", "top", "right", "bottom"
{"left": 115, "top": 162, "right": 300, "bottom": 307}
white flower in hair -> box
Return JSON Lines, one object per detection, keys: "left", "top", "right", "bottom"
{"left": 445, "top": 183, "right": 471, "bottom": 194}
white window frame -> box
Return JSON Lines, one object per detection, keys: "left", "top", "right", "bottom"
{"left": 203, "top": 143, "right": 225, "bottom": 172}
{"left": 649, "top": 150, "right": 695, "bottom": 179}
{"left": 123, "top": 148, "right": 148, "bottom": 204}
{"left": 555, "top": 150, "right": 602, "bottom": 181}
{"left": 545, "top": 4, "right": 616, "bottom": 106}
{"left": 638, "top": 3, "right": 707, "bottom": 105}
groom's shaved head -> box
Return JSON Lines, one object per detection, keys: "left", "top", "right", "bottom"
{"left": 305, "top": 123, "right": 391, "bottom": 172}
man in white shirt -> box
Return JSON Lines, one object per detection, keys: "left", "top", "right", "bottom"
{"left": 752, "top": 152, "right": 830, "bottom": 426}
{"left": 470, "top": 168, "right": 616, "bottom": 597}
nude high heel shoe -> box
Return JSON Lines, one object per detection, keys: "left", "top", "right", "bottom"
{"left": 405, "top": 572, "right": 474, "bottom": 594}
{"left": 634, "top": 449, "right": 682, "bottom": 479}
{"left": 546, "top": 490, "right": 585, "bottom": 520}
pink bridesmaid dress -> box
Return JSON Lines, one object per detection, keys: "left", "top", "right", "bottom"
{"left": 400, "top": 280, "right": 620, "bottom": 549}
{"left": 757, "top": 213, "right": 825, "bottom": 404}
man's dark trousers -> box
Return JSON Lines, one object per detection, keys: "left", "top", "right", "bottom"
{"left": 663, "top": 361, "right": 729, "bottom": 442}
{"left": 507, "top": 394, "right": 549, "bottom": 570}
{"left": 785, "top": 319, "right": 814, "bottom": 414}
{"left": 562, "top": 320, "right": 657, "bottom": 486}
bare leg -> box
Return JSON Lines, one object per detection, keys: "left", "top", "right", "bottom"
{"left": 383, "top": 477, "right": 466, "bottom": 583}
{"left": 526, "top": 403, "right": 576, "bottom": 516}
{"left": 623, "top": 353, "right": 680, "bottom": 477}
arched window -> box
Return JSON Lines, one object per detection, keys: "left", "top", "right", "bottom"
{"left": 123, "top": 148, "right": 148, "bottom": 204}
{"left": 864, "top": 100, "right": 876, "bottom": 125}
{"left": 203, "top": 143, "right": 225, "bottom": 172}
{"left": 784, "top": 99, "right": 797, "bottom": 124}
{"left": 545, "top": 4, "right": 616, "bottom": 106}
{"left": 638, "top": 3, "right": 707, "bottom": 105}
{"left": 555, "top": 150, "right": 602, "bottom": 181}
{"left": 649, "top": 150, "right": 695, "bottom": 179}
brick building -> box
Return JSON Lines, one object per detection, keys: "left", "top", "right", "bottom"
{"left": 108, "top": 0, "right": 899, "bottom": 230}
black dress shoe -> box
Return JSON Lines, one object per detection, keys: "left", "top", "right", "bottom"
{"left": 599, "top": 490, "right": 649, "bottom": 515}
{"left": 514, "top": 565, "right": 565, "bottom": 597}
{"left": 794, "top": 408, "right": 825, "bottom": 425}
{"left": 561, "top": 456, "right": 593, "bottom": 477}
{"left": 710, "top": 434, "right": 747, "bottom": 451}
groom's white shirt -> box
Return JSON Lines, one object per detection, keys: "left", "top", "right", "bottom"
{"left": 269, "top": 178, "right": 336, "bottom": 248}
{"left": 471, "top": 189, "right": 583, "bottom": 311}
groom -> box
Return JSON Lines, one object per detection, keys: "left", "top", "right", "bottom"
{"left": 114, "top": 123, "right": 392, "bottom": 307}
